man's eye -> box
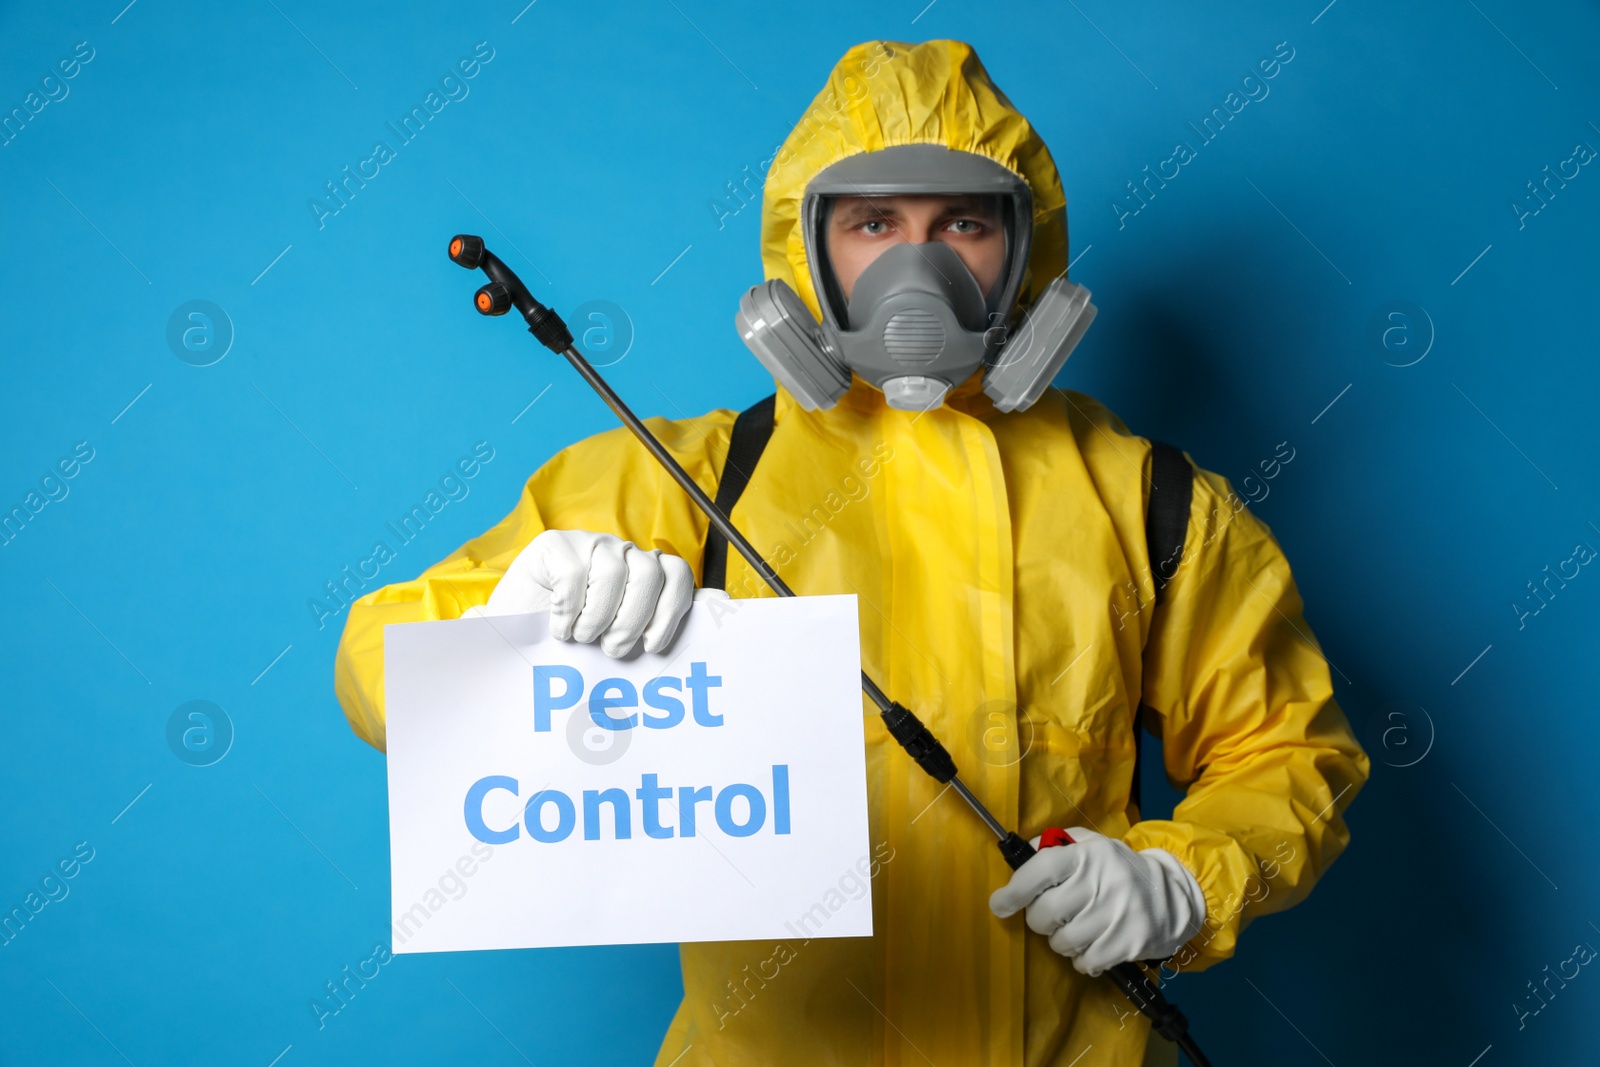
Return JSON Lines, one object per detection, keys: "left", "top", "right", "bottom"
{"left": 947, "top": 219, "right": 984, "bottom": 235}
{"left": 860, "top": 220, "right": 888, "bottom": 235}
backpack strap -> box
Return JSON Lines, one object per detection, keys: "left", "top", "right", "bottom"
{"left": 1132, "top": 439, "right": 1195, "bottom": 815}
{"left": 701, "top": 394, "right": 777, "bottom": 591}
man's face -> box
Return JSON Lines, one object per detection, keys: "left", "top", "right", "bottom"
{"left": 826, "top": 194, "right": 1007, "bottom": 306}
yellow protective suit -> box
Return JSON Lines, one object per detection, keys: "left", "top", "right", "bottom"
{"left": 335, "top": 39, "right": 1369, "bottom": 1067}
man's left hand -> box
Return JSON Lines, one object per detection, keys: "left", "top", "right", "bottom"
{"left": 988, "top": 827, "right": 1207, "bottom": 976}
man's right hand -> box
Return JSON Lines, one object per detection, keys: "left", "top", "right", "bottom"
{"left": 463, "top": 529, "right": 697, "bottom": 658}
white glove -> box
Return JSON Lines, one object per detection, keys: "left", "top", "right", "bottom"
{"left": 464, "top": 529, "right": 704, "bottom": 658}
{"left": 988, "top": 827, "right": 1207, "bottom": 976}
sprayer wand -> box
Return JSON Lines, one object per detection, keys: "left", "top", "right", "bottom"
{"left": 446, "top": 234, "right": 1212, "bottom": 1066}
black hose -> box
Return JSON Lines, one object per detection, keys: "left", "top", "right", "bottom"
{"left": 1178, "top": 1033, "right": 1214, "bottom": 1067}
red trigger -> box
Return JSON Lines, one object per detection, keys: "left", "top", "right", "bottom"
{"left": 1039, "top": 827, "right": 1075, "bottom": 849}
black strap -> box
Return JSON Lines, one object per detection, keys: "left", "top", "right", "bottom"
{"left": 1146, "top": 441, "right": 1195, "bottom": 596}
{"left": 1132, "top": 440, "right": 1195, "bottom": 814}
{"left": 701, "top": 394, "right": 776, "bottom": 591}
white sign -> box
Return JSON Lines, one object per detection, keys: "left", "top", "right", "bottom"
{"left": 383, "top": 594, "right": 871, "bottom": 954}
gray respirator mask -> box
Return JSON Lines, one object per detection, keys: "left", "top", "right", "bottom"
{"left": 736, "top": 144, "right": 1096, "bottom": 413}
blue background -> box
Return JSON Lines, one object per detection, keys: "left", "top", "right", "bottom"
{"left": 2, "top": 1, "right": 1597, "bottom": 1063}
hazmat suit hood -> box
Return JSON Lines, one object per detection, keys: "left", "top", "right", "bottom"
{"left": 757, "top": 39, "right": 1072, "bottom": 409}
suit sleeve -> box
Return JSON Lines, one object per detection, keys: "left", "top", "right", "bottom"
{"left": 332, "top": 414, "right": 730, "bottom": 753}
{"left": 1121, "top": 459, "right": 1370, "bottom": 972}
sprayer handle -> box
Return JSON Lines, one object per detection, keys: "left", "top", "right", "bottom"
{"left": 998, "top": 827, "right": 1170, "bottom": 974}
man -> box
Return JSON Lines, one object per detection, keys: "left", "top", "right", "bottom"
{"left": 335, "top": 39, "right": 1369, "bottom": 1066}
